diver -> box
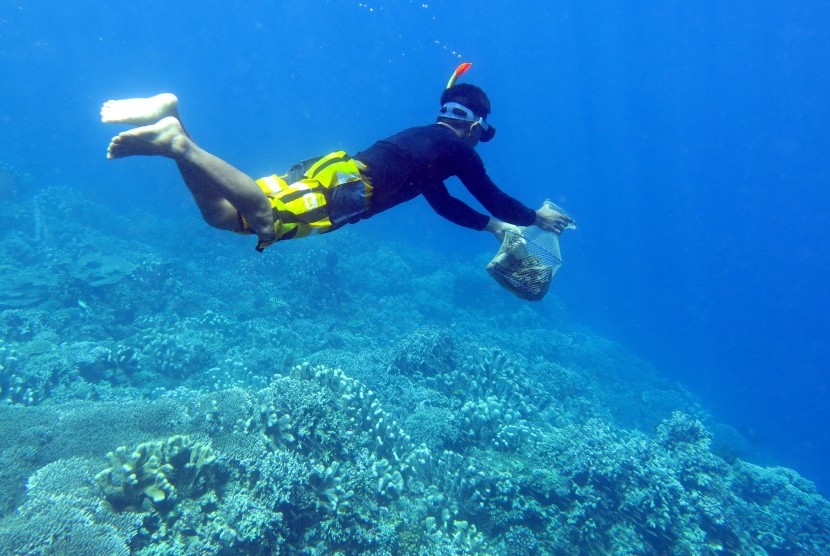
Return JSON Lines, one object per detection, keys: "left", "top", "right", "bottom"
{"left": 101, "top": 64, "right": 573, "bottom": 252}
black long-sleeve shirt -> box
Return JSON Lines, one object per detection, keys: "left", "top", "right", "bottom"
{"left": 353, "top": 124, "right": 536, "bottom": 230}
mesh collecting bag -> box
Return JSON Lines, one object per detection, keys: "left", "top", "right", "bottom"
{"left": 486, "top": 202, "right": 574, "bottom": 301}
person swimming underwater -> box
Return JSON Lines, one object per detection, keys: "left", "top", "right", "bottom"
{"left": 102, "top": 64, "right": 573, "bottom": 252}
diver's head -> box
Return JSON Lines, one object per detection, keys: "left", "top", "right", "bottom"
{"left": 438, "top": 83, "right": 496, "bottom": 143}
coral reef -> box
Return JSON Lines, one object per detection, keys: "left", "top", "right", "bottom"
{"left": 0, "top": 188, "right": 828, "bottom": 554}
{"left": 95, "top": 435, "right": 217, "bottom": 511}
{"left": 0, "top": 361, "right": 829, "bottom": 554}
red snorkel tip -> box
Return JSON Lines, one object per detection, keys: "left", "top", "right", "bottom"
{"left": 446, "top": 62, "right": 473, "bottom": 89}
{"left": 455, "top": 62, "right": 473, "bottom": 76}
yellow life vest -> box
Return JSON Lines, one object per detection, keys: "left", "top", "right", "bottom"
{"left": 249, "top": 151, "right": 372, "bottom": 251}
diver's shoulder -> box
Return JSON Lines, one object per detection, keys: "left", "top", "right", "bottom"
{"left": 372, "top": 124, "right": 454, "bottom": 147}
{"left": 396, "top": 123, "right": 455, "bottom": 137}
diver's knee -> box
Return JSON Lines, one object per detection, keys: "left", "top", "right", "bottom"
{"left": 249, "top": 216, "right": 276, "bottom": 239}
{"left": 245, "top": 203, "right": 275, "bottom": 236}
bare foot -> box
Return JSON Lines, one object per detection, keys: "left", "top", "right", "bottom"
{"left": 100, "top": 93, "right": 179, "bottom": 125}
{"left": 107, "top": 116, "right": 189, "bottom": 159}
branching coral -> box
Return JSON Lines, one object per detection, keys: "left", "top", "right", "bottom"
{"left": 238, "top": 374, "right": 341, "bottom": 456}
{"left": 292, "top": 363, "right": 423, "bottom": 476}
{"left": 309, "top": 460, "right": 354, "bottom": 513}
{"left": 459, "top": 395, "right": 536, "bottom": 450}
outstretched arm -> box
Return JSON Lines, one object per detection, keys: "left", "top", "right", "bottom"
{"left": 422, "top": 182, "right": 491, "bottom": 230}
{"left": 452, "top": 148, "right": 537, "bottom": 227}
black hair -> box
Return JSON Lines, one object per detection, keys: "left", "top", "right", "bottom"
{"left": 440, "top": 83, "right": 491, "bottom": 118}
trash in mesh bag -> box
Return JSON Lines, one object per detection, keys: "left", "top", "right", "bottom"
{"left": 486, "top": 201, "right": 575, "bottom": 301}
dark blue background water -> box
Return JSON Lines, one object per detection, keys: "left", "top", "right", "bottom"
{"left": 2, "top": 1, "right": 828, "bottom": 492}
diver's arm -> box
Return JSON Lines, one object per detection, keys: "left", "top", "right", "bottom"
{"left": 456, "top": 152, "right": 573, "bottom": 233}
{"left": 423, "top": 182, "right": 490, "bottom": 230}
{"left": 453, "top": 149, "right": 536, "bottom": 226}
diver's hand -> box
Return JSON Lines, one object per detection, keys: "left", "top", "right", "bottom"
{"left": 535, "top": 204, "right": 574, "bottom": 234}
{"left": 485, "top": 218, "right": 520, "bottom": 242}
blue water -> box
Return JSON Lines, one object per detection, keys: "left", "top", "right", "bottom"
{"left": 2, "top": 0, "right": 829, "bottom": 528}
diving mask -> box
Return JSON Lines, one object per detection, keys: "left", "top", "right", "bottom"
{"left": 439, "top": 101, "right": 497, "bottom": 142}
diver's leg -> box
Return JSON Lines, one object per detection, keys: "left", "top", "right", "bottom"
{"left": 106, "top": 116, "right": 274, "bottom": 238}
{"left": 101, "top": 93, "right": 181, "bottom": 127}
{"left": 100, "top": 94, "right": 237, "bottom": 225}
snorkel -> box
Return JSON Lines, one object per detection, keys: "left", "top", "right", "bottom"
{"left": 441, "top": 62, "right": 496, "bottom": 142}
{"left": 446, "top": 62, "right": 473, "bottom": 89}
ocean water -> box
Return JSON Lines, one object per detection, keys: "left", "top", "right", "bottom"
{"left": 1, "top": 1, "right": 829, "bottom": 554}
